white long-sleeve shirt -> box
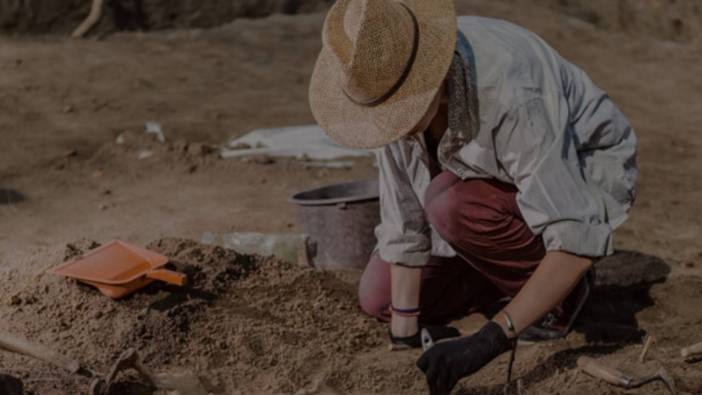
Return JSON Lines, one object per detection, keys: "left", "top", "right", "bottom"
{"left": 375, "top": 16, "right": 638, "bottom": 267}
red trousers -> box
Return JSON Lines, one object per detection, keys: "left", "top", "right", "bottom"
{"left": 359, "top": 171, "right": 547, "bottom": 324}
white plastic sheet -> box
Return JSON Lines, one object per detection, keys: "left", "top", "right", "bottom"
{"left": 220, "top": 125, "right": 372, "bottom": 161}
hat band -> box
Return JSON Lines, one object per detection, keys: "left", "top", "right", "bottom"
{"left": 342, "top": 2, "right": 419, "bottom": 107}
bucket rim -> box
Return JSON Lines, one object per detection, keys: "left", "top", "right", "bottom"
{"left": 288, "top": 179, "right": 379, "bottom": 206}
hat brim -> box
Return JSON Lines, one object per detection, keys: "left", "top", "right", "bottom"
{"left": 309, "top": 0, "right": 457, "bottom": 149}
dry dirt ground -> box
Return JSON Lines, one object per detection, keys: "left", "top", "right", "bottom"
{"left": 1, "top": 1, "right": 701, "bottom": 394}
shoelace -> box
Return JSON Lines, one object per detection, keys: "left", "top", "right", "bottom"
{"left": 502, "top": 312, "right": 519, "bottom": 395}
{"left": 504, "top": 338, "right": 518, "bottom": 395}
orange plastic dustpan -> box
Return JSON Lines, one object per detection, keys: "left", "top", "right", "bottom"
{"left": 51, "top": 240, "right": 187, "bottom": 298}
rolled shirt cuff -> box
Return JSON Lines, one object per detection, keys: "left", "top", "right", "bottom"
{"left": 542, "top": 220, "right": 613, "bottom": 258}
{"left": 375, "top": 223, "right": 432, "bottom": 267}
{"left": 379, "top": 247, "right": 430, "bottom": 267}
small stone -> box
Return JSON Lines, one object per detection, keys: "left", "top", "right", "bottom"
{"left": 62, "top": 105, "right": 75, "bottom": 114}
{"left": 99, "top": 204, "right": 109, "bottom": 211}
{"left": 137, "top": 150, "right": 154, "bottom": 160}
{"left": 186, "top": 143, "right": 214, "bottom": 157}
{"left": 683, "top": 261, "right": 695, "bottom": 268}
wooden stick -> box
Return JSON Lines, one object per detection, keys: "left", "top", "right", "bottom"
{"left": 639, "top": 336, "right": 655, "bottom": 363}
{"left": 577, "top": 357, "right": 632, "bottom": 387}
{"left": 681, "top": 342, "right": 702, "bottom": 362}
{"left": 72, "top": 0, "right": 106, "bottom": 39}
{"left": 0, "top": 330, "right": 81, "bottom": 374}
{"left": 132, "top": 358, "right": 208, "bottom": 395}
{"left": 565, "top": 369, "right": 580, "bottom": 389}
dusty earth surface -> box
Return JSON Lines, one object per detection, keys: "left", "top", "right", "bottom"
{"left": 1, "top": 0, "right": 701, "bottom": 394}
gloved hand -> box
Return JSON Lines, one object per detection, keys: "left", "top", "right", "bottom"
{"left": 416, "top": 321, "right": 511, "bottom": 395}
{"left": 389, "top": 325, "right": 461, "bottom": 349}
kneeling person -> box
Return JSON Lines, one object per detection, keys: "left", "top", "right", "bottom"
{"left": 309, "top": 1, "right": 637, "bottom": 394}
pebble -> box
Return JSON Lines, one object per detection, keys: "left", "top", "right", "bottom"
{"left": 186, "top": 142, "right": 214, "bottom": 157}
{"left": 137, "top": 150, "right": 154, "bottom": 160}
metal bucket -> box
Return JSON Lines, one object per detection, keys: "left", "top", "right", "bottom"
{"left": 289, "top": 180, "right": 380, "bottom": 270}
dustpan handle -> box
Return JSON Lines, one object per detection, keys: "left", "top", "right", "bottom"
{"left": 146, "top": 269, "right": 188, "bottom": 287}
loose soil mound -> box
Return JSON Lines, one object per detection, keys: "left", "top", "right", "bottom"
{"left": 3, "top": 0, "right": 702, "bottom": 41}
{"left": 531, "top": 0, "right": 702, "bottom": 42}
{"left": 0, "top": 238, "right": 400, "bottom": 395}
{"left": 0, "top": 0, "right": 332, "bottom": 34}
{"left": 3, "top": 241, "right": 702, "bottom": 394}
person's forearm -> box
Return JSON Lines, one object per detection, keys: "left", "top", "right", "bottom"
{"left": 495, "top": 251, "right": 592, "bottom": 336}
{"left": 390, "top": 264, "right": 422, "bottom": 337}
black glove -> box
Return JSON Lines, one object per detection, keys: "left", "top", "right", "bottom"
{"left": 390, "top": 325, "right": 461, "bottom": 349}
{"left": 416, "top": 321, "right": 511, "bottom": 395}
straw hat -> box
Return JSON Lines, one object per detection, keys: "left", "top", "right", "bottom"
{"left": 309, "top": 0, "right": 457, "bottom": 149}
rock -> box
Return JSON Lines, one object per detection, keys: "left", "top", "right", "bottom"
{"left": 186, "top": 143, "right": 214, "bottom": 158}
{"left": 136, "top": 150, "right": 154, "bottom": 160}
{"left": 115, "top": 130, "right": 137, "bottom": 145}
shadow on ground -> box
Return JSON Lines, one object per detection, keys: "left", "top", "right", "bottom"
{"left": 577, "top": 250, "right": 670, "bottom": 343}
{"left": 457, "top": 250, "right": 671, "bottom": 395}
{"left": 457, "top": 344, "right": 625, "bottom": 395}
{"left": 107, "top": 381, "right": 153, "bottom": 395}
{"left": 0, "top": 189, "right": 25, "bottom": 205}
